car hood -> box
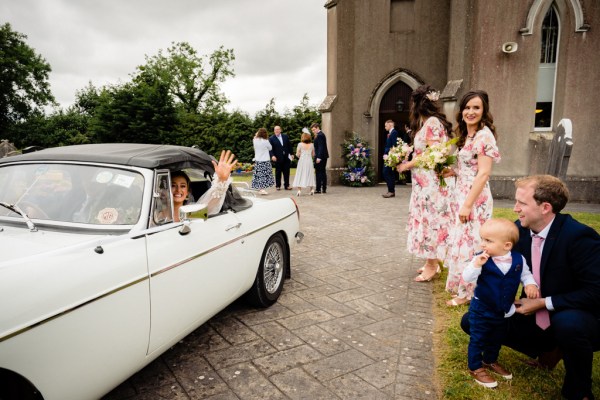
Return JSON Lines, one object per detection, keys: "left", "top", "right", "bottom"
{"left": 0, "top": 225, "right": 107, "bottom": 265}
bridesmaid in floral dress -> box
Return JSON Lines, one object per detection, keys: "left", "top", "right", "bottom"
{"left": 445, "top": 90, "right": 501, "bottom": 306}
{"left": 398, "top": 85, "right": 455, "bottom": 282}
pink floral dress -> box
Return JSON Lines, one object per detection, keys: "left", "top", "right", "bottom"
{"left": 445, "top": 126, "right": 500, "bottom": 297}
{"left": 406, "top": 117, "right": 455, "bottom": 260}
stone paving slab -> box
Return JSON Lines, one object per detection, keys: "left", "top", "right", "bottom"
{"left": 103, "top": 184, "right": 440, "bottom": 399}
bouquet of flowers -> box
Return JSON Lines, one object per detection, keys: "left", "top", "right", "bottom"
{"left": 341, "top": 167, "right": 371, "bottom": 186}
{"left": 413, "top": 137, "right": 458, "bottom": 187}
{"left": 383, "top": 138, "right": 413, "bottom": 180}
{"left": 340, "top": 136, "right": 375, "bottom": 187}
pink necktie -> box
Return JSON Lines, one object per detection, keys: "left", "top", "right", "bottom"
{"left": 532, "top": 235, "right": 551, "bottom": 329}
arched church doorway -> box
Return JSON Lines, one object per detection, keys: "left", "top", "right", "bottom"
{"left": 377, "top": 80, "right": 412, "bottom": 180}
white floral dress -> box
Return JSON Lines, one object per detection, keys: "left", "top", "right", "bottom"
{"left": 406, "top": 117, "right": 455, "bottom": 260}
{"left": 445, "top": 126, "right": 500, "bottom": 297}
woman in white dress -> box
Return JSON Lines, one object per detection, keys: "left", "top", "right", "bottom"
{"left": 292, "top": 128, "right": 316, "bottom": 196}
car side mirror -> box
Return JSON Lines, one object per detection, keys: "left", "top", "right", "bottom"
{"left": 179, "top": 203, "right": 208, "bottom": 221}
{"left": 178, "top": 203, "right": 208, "bottom": 235}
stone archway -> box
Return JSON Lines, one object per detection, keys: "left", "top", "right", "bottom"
{"left": 376, "top": 81, "right": 412, "bottom": 179}
{"left": 362, "top": 70, "right": 422, "bottom": 181}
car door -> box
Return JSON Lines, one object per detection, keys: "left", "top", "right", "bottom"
{"left": 145, "top": 173, "right": 249, "bottom": 355}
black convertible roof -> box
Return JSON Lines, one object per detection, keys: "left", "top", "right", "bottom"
{"left": 0, "top": 143, "right": 217, "bottom": 170}
{"left": 0, "top": 143, "right": 253, "bottom": 212}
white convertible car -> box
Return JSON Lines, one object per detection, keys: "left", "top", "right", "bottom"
{"left": 0, "top": 144, "right": 302, "bottom": 400}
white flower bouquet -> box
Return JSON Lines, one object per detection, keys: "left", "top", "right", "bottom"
{"left": 413, "top": 137, "right": 458, "bottom": 187}
{"left": 383, "top": 138, "right": 413, "bottom": 180}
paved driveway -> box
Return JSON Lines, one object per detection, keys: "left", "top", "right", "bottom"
{"left": 104, "top": 184, "right": 438, "bottom": 400}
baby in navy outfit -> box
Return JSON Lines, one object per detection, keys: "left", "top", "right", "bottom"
{"left": 463, "top": 218, "right": 540, "bottom": 388}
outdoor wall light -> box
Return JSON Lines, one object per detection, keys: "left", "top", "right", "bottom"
{"left": 396, "top": 99, "right": 405, "bottom": 112}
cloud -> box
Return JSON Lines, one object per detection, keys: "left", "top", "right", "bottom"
{"left": 2, "top": 0, "right": 327, "bottom": 114}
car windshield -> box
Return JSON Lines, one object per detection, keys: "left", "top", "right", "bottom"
{"left": 0, "top": 163, "right": 144, "bottom": 225}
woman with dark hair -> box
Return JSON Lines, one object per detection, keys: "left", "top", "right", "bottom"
{"left": 445, "top": 90, "right": 501, "bottom": 306}
{"left": 171, "top": 170, "right": 192, "bottom": 222}
{"left": 167, "top": 150, "right": 237, "bottom": 222}
{"left": 397, "top": 85, "right": 454, "bottom": 282}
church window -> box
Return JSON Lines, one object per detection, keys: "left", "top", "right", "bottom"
{"left": 535, "top": 5, "right": 559, "bottom": 129}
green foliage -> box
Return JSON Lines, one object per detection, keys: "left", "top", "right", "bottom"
{"left": 0, "top": 23, "right": 55, "bottom": 134}
{"left": 1, "top": 35, "right": 322, "bottom": 160}
{"left": 7, "top": 109, "right": 90, "bottom": 148}
{"left": 135, "top": 42, "right": 235, "bottom": 114}
{"left": 88, "top": 78, "right": 178, "bottom": 144}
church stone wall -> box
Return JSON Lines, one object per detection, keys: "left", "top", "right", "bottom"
{"left": 324, "top": 0, "right": 600, "bottom": 200}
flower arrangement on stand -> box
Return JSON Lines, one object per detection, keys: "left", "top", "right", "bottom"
{"left": 340, "top": 136, "right": 375, "bottom": 187}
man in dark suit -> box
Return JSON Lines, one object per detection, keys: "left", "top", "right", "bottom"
{"left": 310, "top": 122, "right": 329, "bottom": 194}
{"left": 461, "top": 175, "right": 600, "bottom": 400}
{"left": 269, "top": 126, "right": 293, "bottom": 190}
{"left": 382, "top": 119, "right": 399, "bottom": 198}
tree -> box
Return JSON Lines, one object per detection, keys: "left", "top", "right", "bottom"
{"left": 254, "top": 98, "right": 283, "bottom": 132}
{"left": 283, "top": 93, "right": 322, "bottom": 153}
{"left": 7, "top": 109, "right": 90, "bottom": 148}
{"left": 88, "top": 76, "right": 178, "bottom": 144}
{"left": 0, "top": 23, "right": 55, "bottom": 134}
{"left": 135, "top": 42, "right": 235, "bottom": 114}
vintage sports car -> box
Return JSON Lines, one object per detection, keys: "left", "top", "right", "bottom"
{"left": 0, "top": 143, "right": 302, "bottom": 400}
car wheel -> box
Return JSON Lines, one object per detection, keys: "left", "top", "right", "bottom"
{"left": 246, "top": 233, "right": 287, "bottom": 307}
{"left": 0, "top": 369, "right": 42, "bottom": 400}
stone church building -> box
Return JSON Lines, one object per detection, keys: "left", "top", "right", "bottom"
{"left": 319, "top": 0, "right": 599, "bottom": 201}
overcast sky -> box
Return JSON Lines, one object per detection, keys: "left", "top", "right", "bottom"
{"left": 2, "top": 0, "right": 327, "bottom": 115}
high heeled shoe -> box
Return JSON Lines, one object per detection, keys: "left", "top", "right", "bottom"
{"left": 414, "top": 265, "right": 441, "bottom": 282}
{"left": 296, "top": 190, "right": 301, "bottom": 197}
{"left": 310, "top": 190, "right": 314, "bottom": 196}
{"left": 417, "top": 260, "right": 443, "bottom": 274}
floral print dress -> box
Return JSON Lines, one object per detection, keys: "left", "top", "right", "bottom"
{"left": 406, "top": 117, "right": 455, "bottom": 260}
{"left": 445, "top": 126, "right": 500, "bottom": 297}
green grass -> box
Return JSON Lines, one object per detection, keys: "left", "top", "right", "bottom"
{"left": 492, "top": 208, "right": 600, "bottom": 232}
{"left": 232, "top": 168, "right": 296, "bottom": 184}
{"left": 434, "top": 207, "right": 600, "bottom": 399}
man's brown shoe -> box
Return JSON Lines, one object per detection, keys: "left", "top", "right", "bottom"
{"left": 382, "top": 192, "right": 395, "bottom": 198}
{"left": 483, "top": 362, "right": 512, "bottom": 380}
{"left": 469, "top": 368, "right": 497, "bottom": 388}
{"left": 525, "top": 347, "right": 563, "bottom": 370}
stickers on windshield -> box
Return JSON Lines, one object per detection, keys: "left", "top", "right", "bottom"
{"left": 97, "top": 208, "right": 118, "bottom": 224}
{"left": 95, "top": 171, "right": 113, "bottom": 184}
{"left": 113, "top": 174, "right": 135, "bottom": 188}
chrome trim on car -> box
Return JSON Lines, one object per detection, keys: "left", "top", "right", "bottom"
{"left": 0, "top": 210, "right": 299, "bottom": 343}
{"left": 150, "top": 210, "right": 298, "bottom": 278}
{"left": 0, "top": 276, "right": 149, "bottom": 343}
{"left": 241, "top": 210, "right": 297, "bottom": 237}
